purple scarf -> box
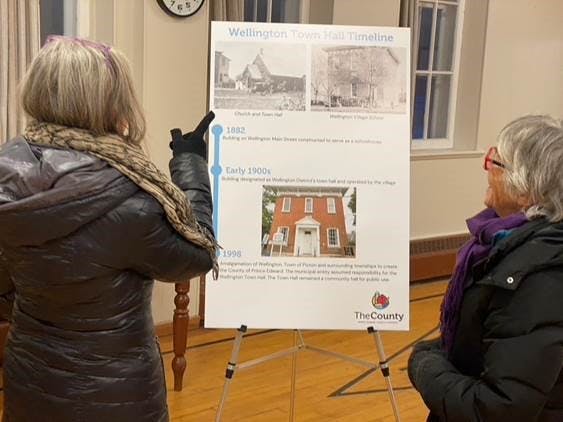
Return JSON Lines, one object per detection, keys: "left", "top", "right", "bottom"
{"left": 440, "top": 208, "right": 528, "bottom": 354}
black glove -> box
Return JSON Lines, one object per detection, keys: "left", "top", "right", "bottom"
{"left": 407, "top": 347, "right": 449, "bottom": 392}
{"left": 169, "top": 111, "right": 215, "bottom": 159}
{"left": 411, "top": 337, "right": 442, "bottom": 355}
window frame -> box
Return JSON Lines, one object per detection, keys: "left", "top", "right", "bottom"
{"left": 411, "top": 0, "right": 466, "bottom": 151}
{"left": 282, "top": 197, "right": 292, "bottom": 213}
{"left": 304, "top": 197, "right": 313, "bottom": 213}
{"left": 327, "top": 197, "right": 336, "bottom": 214}
{"left": 40, "top": 0, "right": 81, "bottom": 44}
{"left": 244, "top": 0, "right": 304, "bottom": 23}
{"left": 278, "top": 226, "right": 290, "bottom": 245}
{"left": 327, "top": 228, "right": 340, "bottom": 248}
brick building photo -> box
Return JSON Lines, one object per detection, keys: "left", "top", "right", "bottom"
{"left": 262, "top": 186, "right": 356, "bottom": 258}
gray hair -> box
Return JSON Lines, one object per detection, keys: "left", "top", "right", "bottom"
{"left": 20, "top": 36, "right": 145, "bottom": 144}
{"left": 497, "top": 115, "right": 563, "bottom": 222}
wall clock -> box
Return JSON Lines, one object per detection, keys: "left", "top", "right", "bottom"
{"left": 156, "top": 0, "right": 205, "bottom": 18}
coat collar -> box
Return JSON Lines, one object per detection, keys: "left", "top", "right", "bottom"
{"left": 474, "top": 218, "right": 563, "bottom": 290}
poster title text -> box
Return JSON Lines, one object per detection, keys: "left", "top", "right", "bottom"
{"left": 227, "top": 27, "right": 395, "bottom": 43}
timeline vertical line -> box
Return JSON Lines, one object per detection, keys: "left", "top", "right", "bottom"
{"left": 210, "top": 124, "right": 224, "bottom": 241}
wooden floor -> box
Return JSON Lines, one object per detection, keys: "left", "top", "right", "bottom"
{"left": 1, "top": 280, "right": 447, "bottom": 421}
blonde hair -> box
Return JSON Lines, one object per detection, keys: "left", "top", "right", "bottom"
{"left": 20, "top": 36, "right": 145, "bottom": 144}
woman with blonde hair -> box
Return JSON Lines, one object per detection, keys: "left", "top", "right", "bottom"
{"left": 0, "top": 36, "right": 216, "bottom": 421}
{"left": 408, "top": 115, "right": 563, "bottom": 421}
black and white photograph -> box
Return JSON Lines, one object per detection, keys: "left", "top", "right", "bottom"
{"left": 311, "top": 45, "right": 407, "bottom": 113}
{"left": 214, "top": 42, "right": 306, "bottom": 111}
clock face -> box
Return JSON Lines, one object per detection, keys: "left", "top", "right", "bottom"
{"left": 157, "top": 0, "right": 205, "bottom": 18}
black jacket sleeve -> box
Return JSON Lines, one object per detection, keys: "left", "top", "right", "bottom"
{"left": 169, "top": 152, "right": 213, "bottom": 234}
{"left": 117, "top": 152, "right": 214, "bottom": 282}
{"left": 413, "top": 270, "right": 563, "bottom": 421}
{"left": 0, "top": 250, "right": 14, "bottom": 320}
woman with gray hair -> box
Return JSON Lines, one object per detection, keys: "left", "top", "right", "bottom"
{"left": 0, "top": 36, "right": 216, "bottom": 421}
{"left": 408, "top": 115, "right": 563, "bottom": 421}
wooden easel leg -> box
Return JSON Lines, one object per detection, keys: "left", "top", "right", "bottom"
{"left": 172, "top": 281, "right": 190, "bottom": 391}
{"left": 198, "top": 274, "right": 206, "bottom": 327}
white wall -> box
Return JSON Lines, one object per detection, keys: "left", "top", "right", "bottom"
{"left": 477, "top": 0, "right": 563, "bottom": 151}
{"left": 410, "top": 155, "right": 485, "bottom": 239}
{"left": 418, "top": 0, "right": 563, "bottom": 238}
{"left": 412, "top": 0, "right": 563, "bottom": 239}
{"left": 113, "top": 0, "right": 144, "bottom": 103}
{"left": 332, "top": 0, "right": 563, "bottom": 240}
{"left": 308, "top": 0, "right": 334, "bottom": 24}
{"left": 332, "top": 0, "right": 399, "bottom": 26}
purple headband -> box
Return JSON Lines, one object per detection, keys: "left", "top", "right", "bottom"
{"left": 45, "top": 35, "right": 114, "bottom": 70}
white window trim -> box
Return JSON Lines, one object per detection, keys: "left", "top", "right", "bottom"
{"left": 410, "top": 149, "right": 484, "bottom": 161}
{"left": 246, "top": 0, "right": 305, "bottom": 23}
{"left": 76, "top": 0, "right": 90, "bottom": 38}
{"left": 327, "top": 228, "right": 340, "bottom": 248}
{"left": 411, "top": 0, "right": 466, "bottom": 151}
{"left": 300, "top": 0, "right": 310, "bottom": 24}
{"left": 305, "top": 197, "right": 313, "bottom": 213}
{"left": 279, "top": 226, "right": 290, "bottom": 246}
{"left": 282, "top": 197, "right": 291, "bottom": 213}
{"left": 327, "top": 197, "right": 336, "bottom": 214}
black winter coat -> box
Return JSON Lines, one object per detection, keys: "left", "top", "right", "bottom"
{"left": 0, "top": 138, "right": 214, "bottom": 421}
{"left": 414, "top": 219, "right": 563, "bottom": 421}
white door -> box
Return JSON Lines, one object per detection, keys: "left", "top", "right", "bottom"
{"left": 301, "top": 230, "right": 313, "bottom": 255}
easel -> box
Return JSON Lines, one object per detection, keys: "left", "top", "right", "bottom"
{"left": 215, "top": 325, "right": 401, "bottom": 422}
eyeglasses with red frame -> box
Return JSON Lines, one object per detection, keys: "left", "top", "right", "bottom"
{"left": 483, "top": 146, "right": 506, "bottom": 171}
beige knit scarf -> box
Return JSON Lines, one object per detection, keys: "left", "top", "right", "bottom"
{"left": 23, "top": 121, "right": 218, "bottom": 279}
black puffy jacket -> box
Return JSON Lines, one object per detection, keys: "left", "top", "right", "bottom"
{"left": 0, "top": 138, "right": 214, "bottom": 421}
{"left": 415, "top": 219, "right": 563, "bottom": 421}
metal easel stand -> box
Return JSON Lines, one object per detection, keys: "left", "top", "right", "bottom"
{"left": 367, "top": 326, "right": 401, "bottom": 422}
{"left": 215, "top": 325, "right": 401, "bottom": 422}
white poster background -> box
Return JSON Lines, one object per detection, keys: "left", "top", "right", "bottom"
{"left": 206, "top": 22, "right": 410, "bottom": 330}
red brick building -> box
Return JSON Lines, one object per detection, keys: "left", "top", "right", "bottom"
{"left": 267, "top": 187, "right": 354, "bottom": 257}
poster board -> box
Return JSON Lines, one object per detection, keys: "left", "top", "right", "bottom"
{"left": 205, "top": 21, "right": 410, "bottom": 331}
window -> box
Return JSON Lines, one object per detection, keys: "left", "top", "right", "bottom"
{"left": 282, "top": 197, "right": 291, "bottom": 213}
{"left": 305, "top": 197, "right": 313, "bottom": 213}
{"left": 279, "top": 227, "right": 289, "bottom": 245}
{"left": 327, "top": 228, "right": 340, "bottom": 247}
{"left": 351, "top": 83, "right": 358, "bottom": 97}
{"left": 411, "top": 0, "right": 464, "bottom": 150}
{"left": 244, "top": 0, "right": 301, "bottom": 23}
{"left": 40, "top": 0, "right": 80, "bottom": 45}
{"left": 327, "top": 197, "right": 336, "bottom": 214}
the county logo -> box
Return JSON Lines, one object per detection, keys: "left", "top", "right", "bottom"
{"left": 371, "top": 292, "right": 390, "bottom": 310}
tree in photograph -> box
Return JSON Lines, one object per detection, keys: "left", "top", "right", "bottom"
{"left": 360, "top": 48, "right": 391, "bottom": 108}
{"left": 311, "top": 49, "right": 329, "bottom": 106}
{"left": 346, "top": 188, "right": 357, "bottom": 249}
{"left": 326, "top": 51, "right": 352, "bottom": 108}
{"left": 262, "top": 187, "right": 277, "bottom": 237}
{"left": 347, "top": 188, "right": 356, "bottom": 226}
